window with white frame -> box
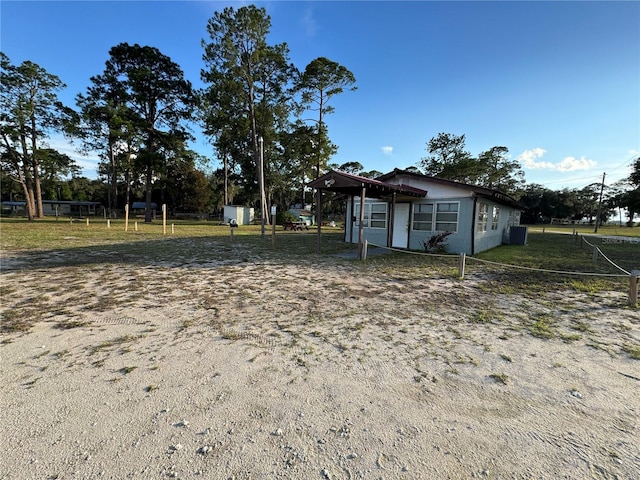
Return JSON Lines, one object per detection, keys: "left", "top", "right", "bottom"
{"left": 412, "top": 202, "right": 459, "bottom": 232}
{"left": 370, "top": 203, "right": 387, "bottom": 228}
{"left": 507, "top": 210, "right": 521, "bottom": 228}
{"left": 491, "top": 206, "right": 500, "bottom": 230}
{"left": 435, "top": 202, "right": 458, "bottom": 232}
{"left": 412, "top": 203, "right": 434, "bottom": 231}
{"left": 477, "top": 203, "right": 489, "bottom": 233}
{"left": 354, "top": 202, "right": 387, "bottom": 229}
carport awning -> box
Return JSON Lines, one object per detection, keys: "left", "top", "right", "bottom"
{"left": 308, "top": 170, "right": 427, "bottom": 199}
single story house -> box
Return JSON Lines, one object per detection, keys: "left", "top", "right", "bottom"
{"left": 308, "top": 169, "right": 526, "bottom": 256}
{"left": 1, "top": 200, "right": 102, "bottom": 217}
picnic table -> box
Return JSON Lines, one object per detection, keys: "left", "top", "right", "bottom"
{"left": 283, "top": 221, "right": 309, "bottom": 231}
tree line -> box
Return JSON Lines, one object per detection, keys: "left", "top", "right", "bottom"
{"left": 1, "top": 5, "right": 356, "bottom": 222}
{"left": 1, "top": 5, "right": 638, "bottom": 225}
{"left": 415, "top": 132, "right": 639, "bottom": 226}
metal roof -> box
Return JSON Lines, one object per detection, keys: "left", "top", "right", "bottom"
{"left": 308, "top": 170, "right": 428, "bottom": 199}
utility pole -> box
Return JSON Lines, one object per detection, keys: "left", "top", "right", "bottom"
{"left": 594, "top": 172, "right": 606, "bottom": 233}
{"left": 258, "top": 136, "right": 266, "bottom": 238}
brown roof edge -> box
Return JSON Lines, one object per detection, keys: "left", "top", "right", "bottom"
{"left": 308, "top": 170, "right": 427, "bottom": 197}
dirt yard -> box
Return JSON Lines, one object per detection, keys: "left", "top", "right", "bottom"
{"left": 1, "top": 239, "right": 639, "bottom": 479}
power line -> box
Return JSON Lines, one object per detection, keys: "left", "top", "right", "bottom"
{"left": 535, "top": 175, "right": 602, "bottom": 187}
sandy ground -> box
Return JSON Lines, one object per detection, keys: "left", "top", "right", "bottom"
{"left": 1, "top": 240, "right": 639, "bottom": 480}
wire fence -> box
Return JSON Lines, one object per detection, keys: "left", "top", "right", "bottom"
{"left": 364, "top": 236, "right": 638, "bottom": 306}
{"left": 579, "top": 235, "right": 631, "bottom": 275}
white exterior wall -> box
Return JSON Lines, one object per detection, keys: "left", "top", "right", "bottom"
{"left": 386, "top": 176, "right": 475, "bottom": 200}
{"left": 223, "top": 205, "right": 254, "bottom": 225}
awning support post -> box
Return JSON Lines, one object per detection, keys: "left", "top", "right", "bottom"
{"left": 316, "top": 188, "right": 322, "bottom": 254}
{"left": 357, "top": 185, "right": 366, "bottom": 260}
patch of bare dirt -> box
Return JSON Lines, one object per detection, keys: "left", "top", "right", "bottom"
{"left": 1, "top": 251, "right": 639, "bottom": 479}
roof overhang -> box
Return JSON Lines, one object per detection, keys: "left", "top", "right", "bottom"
{"left": 308, "top": 170, "right": 427, "bottom": 199}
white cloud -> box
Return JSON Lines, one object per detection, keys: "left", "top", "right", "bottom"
{"left": 556, "top": 156, "right": 597, "bottom": 172}
{"left": 381, "top": 146, "right": 393, "bottom": 155}
{"left": 516, "top": 148, "right": 549, "bottom": 169}
{"left": 516, "top": 148, "right": 596, "bottom": 172}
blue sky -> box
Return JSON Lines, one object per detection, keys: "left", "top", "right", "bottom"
{"left": 2, "top": 0, "right": 639, "bottom": 191}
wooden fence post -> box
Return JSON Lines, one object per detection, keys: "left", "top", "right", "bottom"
{"left": 592, "top": 246, "right": 599, "bottom": 264}
{"left": 459, "top": 252, "right": 466, "bottom": 279}
{"left": 630, "top": 271, "right": 639, "bottom": 307}
{"left": 162, "top": 204, "right": 167, "bottom": 235}
{"left": 362, "top": 239, "right": 368, "bottom": 261}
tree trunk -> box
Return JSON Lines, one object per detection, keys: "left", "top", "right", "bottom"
{"left": 2, "top": 132, "right": 34, "bottom": 220}
{"left": 124, "top": 169, "right": 131, "bottom": 214}
{"left": 17, "top": 180, "right": 31, "bottom": 218}
{"left": 32, "top": 153, "right": 43, "bottom": 218}
{"left": 223, "top": 153, "right": 228, "bottom": 206}
{"left": 144, "top": 162, "right": 153, "bottom": 223}
{"left": 30, "top": 104, "right": 44, "bottom": 218}
{"left": 316, "top": 89, "right": 324, "bottom": 178}
{"left": 108, "top": 138, "right": 116, "bottom": 216}
{"left": 18, "top": 133, "right": 36, "bottom": 220}
{"left": 124, "top": 146, "right": 134, "bottom": 215}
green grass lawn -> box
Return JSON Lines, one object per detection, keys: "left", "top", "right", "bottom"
{"left": 473, "top": 228, "right": 639, "bottom": 296}
{"left": 1, "top": 217, "right": 638, "bottom": 290}
{"left": 0, "top": 217, "right": 250, "bottom": 251}
{"left": 359, "top": 226, "right": 638, "bottom": 298}
{"left": 1, "top": 217, "right": 637, "bottom": 310}
{"left": 0, "top": 217, "right": 353, "bottom": 262}
{"left": 527, "top": 223, "right": 640, "bottom": 237}
{"left": 477, "top": 229, "right": 639, "bottom": 274}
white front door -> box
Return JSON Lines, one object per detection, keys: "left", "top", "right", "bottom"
{"left": 392, "top": 203, "right": 410, "bottom": 248}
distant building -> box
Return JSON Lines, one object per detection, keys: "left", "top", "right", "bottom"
{"left": 288, "top": 208, "right": 314, "bottom": 226}
{"left": 223, "top": 205, "right": 255, "bottom": 225}
{"left": 1, "top": 200, "right": 102, "bottom": 217}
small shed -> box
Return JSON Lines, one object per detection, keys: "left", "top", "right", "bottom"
{"left": 223, "top": 205, "right": 254, "bottom": 226}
